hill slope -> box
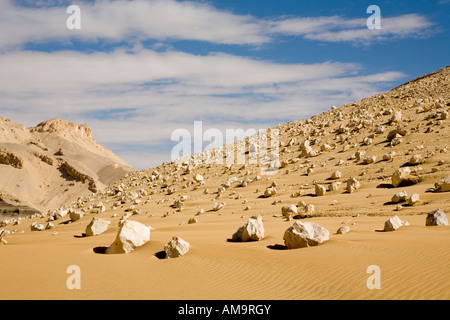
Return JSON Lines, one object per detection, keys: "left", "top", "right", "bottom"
{"left": 0, "top": 118, "right": 135, "bottom": 215}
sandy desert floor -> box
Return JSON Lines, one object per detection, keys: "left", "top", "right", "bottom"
{"left": 1, "top": 183, "right": 449, "bottom": 300}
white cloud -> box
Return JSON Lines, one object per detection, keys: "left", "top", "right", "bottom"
{"left": 0, "top": 0, "right": 435, "bottom": 51}
{"left": 0, "top": 0, "right": 428, "bottom": 169}
{"left": 0, "top": 47, "right": 406, "bottom": 169}
{"left": 0, "top": 0, "right": 268, "bottom": 50}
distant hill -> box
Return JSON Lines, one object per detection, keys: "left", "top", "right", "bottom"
{"left": 0, "top": 117, "right": 135, "bottom": 216}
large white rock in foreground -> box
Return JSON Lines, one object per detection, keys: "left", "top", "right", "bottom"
{"left": 164, "top": 237, "right": 190, "bottom": 258}
{"left": 426, "top": 209, "right": 448, "bottom": 226}
{"left": 85, "top": 217, "right": 111, "bottom": 236}
{"left": 384, "top": 215, "right": 404, "bottom": 231}
{"left": 232, "top": 215, "right": 265, "bottom": 242}
{"left": 105, "top": 220, "right": 150, "bottom": 254}
{"left": 283, "top": 221, "right": 330, "bottom": 249}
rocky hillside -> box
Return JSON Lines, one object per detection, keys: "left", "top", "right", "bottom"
{"left": 0, "top": 118, "right": 135, "bottom": 216}
{"left": 1, "top": 66, "right": 449, "bottom": 234}
{"left": 78, "top": 65, "right": 448, "bottom": 219}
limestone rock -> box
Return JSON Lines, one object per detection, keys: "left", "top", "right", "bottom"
{"left": 283, "top": 221, "right": 330, "bottom": 249}
{"left": 383, "top": 151, "right": 396, "bottom": 161}
{"left": 54, "top": 208, "right": 68, "bottom": 219}
{"left": 31, "top": 222, "right": 45, "bottom": 231}
{"left": 336, "top": 226, "right": 350, "bottom": 234}
{"left": 425, "top": 209, "right": 448, "bottom": 226}
{"left": 45, "top": 222, "right": 55, "bottom": 230}
{"left": 384, "top": 215, "right": 404, "bottom": 231}
{"left": 434, "top": 176, "right": 450, "bottom": 192}
{"left": 85, "top": 217, "right": 111, "bottom": 236}
{"left": 194, "top": 174, "right": 204, "bottom": 182}
{"left": 330, "top": 171, "right": 342, "bottom": 180}
{"left": 164, "top": 237, "right": 190, "bottom": 258}
{"left": 105, "top": 220, "right": 150, "bottom": 254}
{"left": 346, "top": 177, "right": 360, "bottom": 193}
{"left": 188, "top": 217, "right": 198, "bottom": 224}
{"left": 409, "top": 154, "right": 424, "bottom": 165}
{"left": 391, "top": 167, "right": 420, "bottom": 188}
{"left": 329, "top": 181, "right": 341, "bottom": 191}
{"left": 69, "top": 210, "right": 83, "bottom": 222}
{"left": 408, "top": 194, "right": 420, "bottom": 206}
{"left": 281, "top": 204, "right": 298, "bottom": 217}
{"left": 213, "top": 202, "right": 225, "bottom": 211}
{"left": 231, "top": 215, "right": 265, "bottom": 242}
{"left": 263, "top": 186, "right": 277, "bottom": 198}
{"left": 315, "top": 184, "right": 327, "bottom": 196}
{"left": 391, "top": 191, "right": 408, "bottom": 203}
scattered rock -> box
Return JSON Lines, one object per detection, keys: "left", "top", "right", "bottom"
{"left": 315, "top": 184, "right": 327, "bottom": 196}
{"left": 329, "top": 181, "right": 341, "bottom": 191}
{"left": 188, "top": 217, "right": 198, "bottom": 224}
{"left": 330, "top": 171, "right": 342, "bottom": 180}
{"left": 434, "top": 176, "right": 450, "bottom": 192}
{"left": 346, "top": 177, "right": 360, "bottom": 193}
{"left": 425, "top": 209, "right": 448, "bottom": 226}
{"left": 263, "top": 186, "right": 277, "bottom": 198}
{"left": 283, "top": 221, "right": 330, "bottom": 249}
{"left": 391, "top": 167, "right": 420, "bottom": 188}
{"left": 45, "top": 222, "right": 55, "bottom": 230}
{"left": 391, "top": 191, "right": 408, "bottom": 203}
{"left": 384, "top": 215, "right": 404, "bottom": 231}
{"left": 281, "top": 204, "right": 298, "bottom": 217}
{"left": 231, "top": 215, "right": 265, "bottom": 242}
{"left": 31, "top": 222, "right": 45, "bottom": 231}
{"left": 164, "top": 237, "right": 190, "bottom": 258}
{"left": 213, "top": 202, "right": 225, "bottom": 211}
{"left": 336, "top": 226, "right": 350, "bottom": 234}
{"left": 69, "top": 210, "right": 83, "bottom": 222}
{"left": 105, "top": 220, "right": 150, "bottom": 254}
{"left": 409, "top": 154, "right": 424, "bottom": 165}
{"left": 85, "top": 217, "right": 111, "bottom": 236}
{"left": 408, "top": 194, "right": 420, "bottom": 206}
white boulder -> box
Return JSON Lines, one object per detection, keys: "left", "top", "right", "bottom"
{"left": 336, "top": 226, "right": 350, "bottom": 234}
{"left": 384, "top": 215, "right": 404, "bottom": 231}
{"left": 232, "top": 215, "right": 265, "bottom": 242}
{"left": 346, "top": 177, "right": 360, "bottom": 193}
{"left": 315, "top": 184, "right": 327, "bottom": 196}
{"left": 283, "top": 221, "right": 330, "bottom": 249}
{"left": 85, "top": 217, "right": 111, "bottom": 236}
{"left": 31, "top": 222, "right": 45, "bottom": 231}
{"left": 391, "top": 191, "right": 408, "bottom": 203}
{"left": 164, "top": 237, "right": 190, "bottom": 258}
{"left": 281, "top": 204, "right": 298, "bottom": 217}
{"left": 391, "top": 167, "right": 420, "bottom": 187}
{"left": 69, "top": 210, "right": 83, "bottom": 222}
{"left": 408, "top": 194, "right": 420, "bottom": 206}
{"left": 105, "top": 220, "right": 150, "bottom": 254}
{"left": 426, "top": 209, "right": 448, "bottom": 226}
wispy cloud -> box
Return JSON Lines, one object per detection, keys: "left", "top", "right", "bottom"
{"left": 0, "top": 0, "right": 435, "bottom": 51}
{"left": 0, "top": 47, "right": 406, "bottom": 167}
{"left": 270, "top": 14, "right": 434, "bottom": 44}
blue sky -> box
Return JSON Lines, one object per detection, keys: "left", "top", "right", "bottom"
{"left": 0, "top": 0, "right": 448, "bottom": 169}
